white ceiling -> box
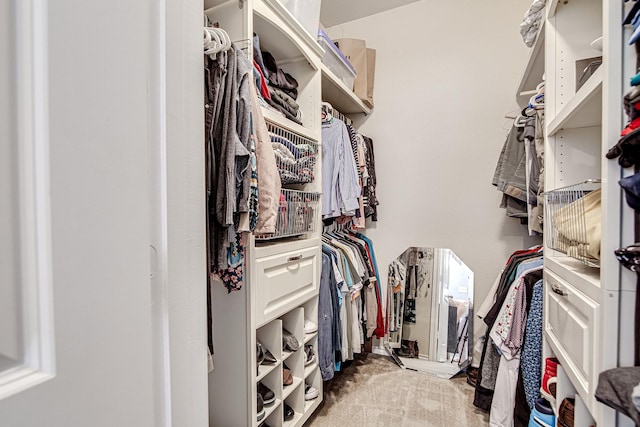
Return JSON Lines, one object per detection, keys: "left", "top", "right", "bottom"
{"left": 320, "top": 0, "right": 421, "bottom": 27}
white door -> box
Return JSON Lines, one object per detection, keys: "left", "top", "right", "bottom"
{"left": 0, "top": 0, "right": 208, "bottom": 425}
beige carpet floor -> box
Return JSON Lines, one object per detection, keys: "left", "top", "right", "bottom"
{"left": 305, "top": 353, "right": 489, "bottom": 427}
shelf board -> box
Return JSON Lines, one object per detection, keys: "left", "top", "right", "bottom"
{"left": 261, "top": 107, "right": 319, "bottom": 141}
{"left": 303, "top": 331, "right": 317, "bottom": 344}
{"left": 303, "top": 396, "right": 321, "bottom": 417}
{"left": 258, "top": 0, "right": 324, "bottom": 59}
{"left": 257, "top": 361, "right": 280, "bottom": 382}
{"left": 263, "top": 398, "right": 281, "bottom": 421}
{"left": 283, "top": 411, "right": 304, "bottom": 427}
{"left": 321, "top": 64, "right": 371, "bottom": 115}
{"left": 283, "top": 376, "right": 303, "bottom": 399}
{"left": 547, "top": 66, "right": 603, "bottom": 136}
{"left": 545, "top": 255, "right": 600, "bottom": 300}
{"left": 304, "top": 361, "right": 318, "bottom": 378}
{"left": 204, "top": 0, "right": 232, "bottom": 10}
{"left": 516, "top": 20, "right": 545, "bottom": 101}
{"left": 282, "top": 348, "right": 295, "bottom": 362}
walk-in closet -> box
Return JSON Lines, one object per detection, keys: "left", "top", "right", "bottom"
{"left": 2, "top": 0, "right": 640, "bottom": 426}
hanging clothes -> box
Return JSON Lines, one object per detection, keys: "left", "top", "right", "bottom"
{"left": 473, "top": 246, "right": 544, "bottom": 427}
{"left": 321, "top": 118, "right": 361, "bottom": 220}
{"left": 319, "top": 227, "right": 384, "bottom": 377}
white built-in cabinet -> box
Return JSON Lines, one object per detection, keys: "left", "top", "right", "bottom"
{"left": 204, "top": 1, "right": 371, "bottom": 425}
{"left": 518, "top": 0, "right": 637, "bottom": 425}
{"left": 204, "top": 1, "right": 325, "bottom": 426}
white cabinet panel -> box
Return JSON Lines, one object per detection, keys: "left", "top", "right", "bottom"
{"left": 255, "top": 244, "right": 319, "bottom": 327}
{"left": 544, "top": 269, "right": 599, "bottom": 400}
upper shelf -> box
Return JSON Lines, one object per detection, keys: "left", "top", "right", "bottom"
{"left": 548, "top": 65, "right": 603, "bottom": 136}
{"left": 320, "top": 64, "right": 371, "bottom": 115}
{"left": 262, "top": 107, "right": 320, "bottom": 141}
{"left": 516, "top": 20, "right": 545, "bottom": 104}
{"left": 257, "top": 0, "right": 324, "bottom": 59}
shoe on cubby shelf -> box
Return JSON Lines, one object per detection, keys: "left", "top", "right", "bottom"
{"left": 258, "top": 382, "right": 275, "bottom": 406}
{"left": 303, "top": 319, "right": 317, "bottom": 334}
{"left": 282, "top": 328, "right": 300, "bottom": 352}
{"left": 283, "top": 364, "right": 293, "bottom": 386}
{"left": 284, "top": 402, "right": 295, "bottom": 422}
{"left": 304, "top": 344, "right": 315, "bottom": 366}
{"left": 257, "top": 393, "right": 265, "bottom": 422}
{"left": 304, "top": 384, "right": 318, "bottom": 401}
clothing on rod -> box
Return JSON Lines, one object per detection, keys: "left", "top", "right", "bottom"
{"left": 473, "top": 246, "right": 544, "bottom": 427}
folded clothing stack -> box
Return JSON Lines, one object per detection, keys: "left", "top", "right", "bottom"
{"left": 252, "top": 33, "right": 303, "bottom": 125}
{"left": 270, "top": 132, "right": 317, "bottom": 184}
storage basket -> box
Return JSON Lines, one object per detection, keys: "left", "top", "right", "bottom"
{"left": 255, "top": 189, "right": 320, "bottom": 240}
{"left": 544, "top": 179, "right": 602, "bottom": 267}
{"left": 267, "top": 121, "right": 319, "bottom": 185}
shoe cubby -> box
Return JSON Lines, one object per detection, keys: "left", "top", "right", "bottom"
{"left": 257, "top": 319, "right": 283, "bottom": 382}
{"left": 259, "top": 367, "right": 282, "bottom": 423}
{"left": 303, "top": 366, "right": 322, "bottom": 414}
{"left": 283, "top": 385, "right": 304, "bottom": 427}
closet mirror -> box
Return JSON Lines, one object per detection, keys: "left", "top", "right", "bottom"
{"left": 386, "top": 247, "right": 473, "bottom": 377}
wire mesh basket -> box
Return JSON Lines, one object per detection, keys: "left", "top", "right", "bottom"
{"left": 544, "top": 179, "right": 602, "bottom": 267}
{"left": 255, "top": 189, "right": 321, "bottom": 240}
{"left": 267, "top": 121, "right": 319, "bottom": 185}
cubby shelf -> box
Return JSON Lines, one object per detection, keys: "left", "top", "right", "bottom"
{"left": 263, "top": 399, "right": 282, "bottom": 421}
{"left": 320, "top": 64, "right": 371, "bottom": 115}
{"left": 257, "top": 361, "right": 281, "bottom": 382}
{"left": 283, "top": 377, "right": 303, "bottom": 400}
{"left": 547, "top": 66, "right": 603, "bottom": 136}
{"left": 303, "top": 331, "right": 317, "bottom": 344}
{"left": 304, "top": 362, "right": 318, "bottom": 378}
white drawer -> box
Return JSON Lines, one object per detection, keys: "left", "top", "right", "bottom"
{"left": 544, "top": 269, "right": 599, "bottom": 400}
{"left": 254, "top": 243, "right": 320, "bottom": 327}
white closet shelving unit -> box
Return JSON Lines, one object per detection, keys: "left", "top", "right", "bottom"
{"left": 535, "top": 0, "right": 636, "bottom": 425}
{"left": 204, "top": 1, "right": 324, "bottom": 426}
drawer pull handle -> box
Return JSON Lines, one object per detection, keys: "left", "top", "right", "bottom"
{"left": 287, "top": 255, "right": 303, "bottom": 262}
{"left": 551, "top": 284, "right": 568, "bottom": 296}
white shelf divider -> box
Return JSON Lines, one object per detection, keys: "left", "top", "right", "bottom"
{"left": 547, "top": 66, "right": 603, "bottom": 136}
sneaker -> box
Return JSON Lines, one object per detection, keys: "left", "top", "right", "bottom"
{"left": 528, "top": 398, "right": 555, "bottom": 427}
{"left": 282, "top": 328, "right": 300, "bottom": 352}
{"left": 258, "top": 382, "right": 275, "bottom": 406}
{"left": 304, "top": 384, "right": 318, "bottom": 400}
{"left": 304, "top": 345, "right": 315, "bottom": 366}
{"left": 304, "top": 319, "right": 317, "bottom": 334}
{"left": 257, "top": 393, "right": 265, "bottom": 421}
{"left": 283, "top": 402, "right": 294, "bottom": 422}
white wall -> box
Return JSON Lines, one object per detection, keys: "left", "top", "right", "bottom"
{"left": 327, "top": 0, "right": 542, "bottom": 351}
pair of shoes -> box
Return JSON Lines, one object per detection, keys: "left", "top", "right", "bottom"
{"left": 304, "top": 345, "right": 315, "bottom": 366}
{"left": 558, "top": 398, "right": 575, "bottom": 427}
{"left": 283, "top": 403, "right": 294, "bottom": 422}
{"left": 540, "top": 357, "right": 558, "bottom": 410}
{"left": 304, "top": 319, "right": 317, "bottom": 334}
{"left": 258, "top": 382, "right": 275, "bottom": 406}
{"left": 304, "top": 384, "right": 318, "bottom": 400}
{"left": 283, "top": 364, "right": 293, "bottom": 386}
{"left": 257, "top": 393, "right": 265, "bottom": 421}
{"left": 528, "top": 398, "right": 555, "bottom": 427}
{"left": 282, "top": 328, "right": 300, "bottom": 352}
